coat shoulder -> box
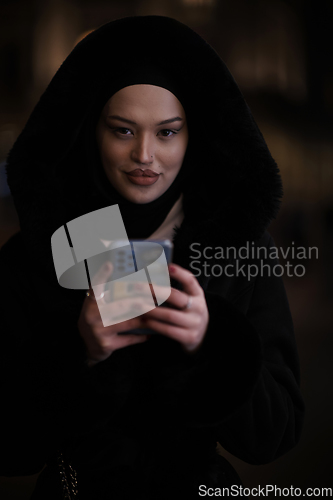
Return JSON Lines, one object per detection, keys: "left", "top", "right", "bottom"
{"left": 0, "top": 230, "right": 23, "bottom": 254}
{"left": 0, "top": 231, "right": 25, "bottom": 283}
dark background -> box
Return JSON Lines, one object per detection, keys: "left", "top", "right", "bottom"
{"left": 0, "top": 0, "right": 332, "bottom": 497}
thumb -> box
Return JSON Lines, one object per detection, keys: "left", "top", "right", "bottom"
{"left": 89, "top": 261, "right": 114, "bottom": 299}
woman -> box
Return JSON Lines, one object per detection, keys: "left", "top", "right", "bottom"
{"left": 0, "top": 15, "right": 304, "bottom": 499}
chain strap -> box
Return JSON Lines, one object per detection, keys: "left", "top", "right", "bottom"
{"left": 58, "top": 451, "right": 78, "bottom": 499}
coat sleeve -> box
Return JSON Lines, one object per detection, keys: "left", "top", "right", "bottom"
{"left": 0, "top": 233, "right": 138, "bottom": 476}
{"left": 214, "top": 234, "right": 305, "bottom": 464}
{"left": 151, "top": 231, "right": 305, "bottom": 465}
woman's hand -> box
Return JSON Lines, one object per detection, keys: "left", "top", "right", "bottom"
{"left": 78, "top": 262, "right": 150, "bottom": 367}
{"left": 140, "top": 263, "right": 209, "bottom": 354}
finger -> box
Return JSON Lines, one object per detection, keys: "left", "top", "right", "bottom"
{"left": 99, "top": 295, "right": 154, "bottom": 325}
{"left": 90, "top": 327, "right": 149, "bottom": 358}
{"left": 140, "top": 316, "right": 187, "bottom": 343}
{"left": 163, "top": 288, "right": 191, "bottom": 310}
{"left": 168, "top": 264, "right": 202, "bottom": 298}
{"left": 109, "top": 315, "right": 151, "bottom": 334}
{"left": 131, "top": 266, "right": 202, "bottom": 302}
{"left": 85, "top": 293, "right": 153, "bottom": 329}
{"left": 109, "top": 333, "right": 149, "bottom": 351}
{"left": 130, "top": 281, "right": 188, "bottom": 310}
{"left": 142, "top": 305, "right": 197, "bottom": 329}
{"left": 89, "top": 261, "right": 113, "bottom": 300}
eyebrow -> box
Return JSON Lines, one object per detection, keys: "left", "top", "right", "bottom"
{"left": 107, "top": 115, "right": 184, "bottom": 126}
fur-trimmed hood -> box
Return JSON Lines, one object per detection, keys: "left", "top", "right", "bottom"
{"left": 5, "top": 15, "right": 283, "bottom": 288}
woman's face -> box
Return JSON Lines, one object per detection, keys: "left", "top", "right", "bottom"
{"left": 96, "top": 84, "right": 189, "bottom": 204}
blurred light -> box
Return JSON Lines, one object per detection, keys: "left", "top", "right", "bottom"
{"left": 32, "top": 0, "right": 81, "bottom": 90}
{"left": 0, "top": 125, "right": 18, "bottom": 197}
{"left": 183, "top": 0, "right": 216, "bottom": 5}
{"left": 74, "top": 30, "right": 95, "bottom": 48}
{"left": 227, "top": 0, "right": 307, "bottom": 102}
{"left": 261, "top": 122, "right": 333, "bottom": 202}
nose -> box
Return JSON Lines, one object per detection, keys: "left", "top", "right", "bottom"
{"left": 131, "top": 134, "right": 154, "bottom": 165}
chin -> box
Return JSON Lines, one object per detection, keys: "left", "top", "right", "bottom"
{"left": 119, "top": 187, "right": 158, "bottom": 204}
{"left": 122, "top": 182, "right": 169, "bottom": 204}
{"left": 131, "top": 192, "right": 160, "bottom": 204}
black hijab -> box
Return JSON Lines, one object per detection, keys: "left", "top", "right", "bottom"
{"left": 6, "top": 15, "right": 282, "bottom": 290}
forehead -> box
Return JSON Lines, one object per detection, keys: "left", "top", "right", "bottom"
{"left": 104, "top": 84, "right": 185, "bottom": 116}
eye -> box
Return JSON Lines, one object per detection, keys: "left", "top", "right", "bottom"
{"left": 159, "top": 129, "right": 180, "bottom": 137}
{"left": 114, "top": 127, "right": 132, "bottom": 136}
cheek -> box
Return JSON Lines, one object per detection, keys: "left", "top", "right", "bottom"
{"left": 100, "top": 138, "right": 125, "bottom": 167}
{"left": 161, "top": 140, "right": 188, "bottom": 167}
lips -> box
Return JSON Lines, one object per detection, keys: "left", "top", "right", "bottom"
{"left": 126, "top": 169, "right": 159, "bottom": 177}
{"left": 125, "top": 171, "right": 160, "bottom": 186}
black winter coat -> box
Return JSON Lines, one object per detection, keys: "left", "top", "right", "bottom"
{"left": 0, "top": 15, "right": 305, "bottom": 500}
